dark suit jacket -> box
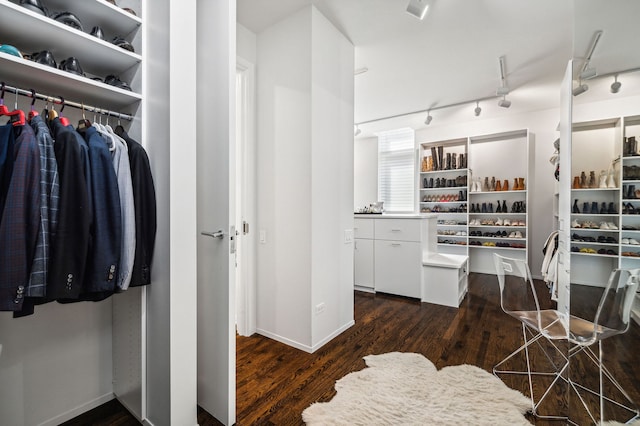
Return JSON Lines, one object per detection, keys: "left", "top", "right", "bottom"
{"left": 47, "top": 118, "right": 91, "bottom": 300}
{"left": 115, "top": 126, "right": 157, "bottom": 287}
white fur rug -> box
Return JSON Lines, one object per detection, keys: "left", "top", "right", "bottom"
{"left": 302, "top": 352, "right": 532, "bottom": 425}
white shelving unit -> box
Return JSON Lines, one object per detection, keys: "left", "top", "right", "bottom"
{"left": 0, "top": 0, "right": 145, "bottom": 423}
{"left": 418, "top": 130, "right": 531, "bottom": 275}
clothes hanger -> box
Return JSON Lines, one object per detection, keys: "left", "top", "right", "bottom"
{"left": 0, "top": 82, "right": 10, "bottom": 115}
{"left": 0, "top": 84, "right": 26, "bottom": 126}
{"left": 28, "top": 89, "right": 39, "bottom": 122}
{"left": 57, "top": 96, "right": 70, "bottom": 126}
{"left": 77, "top": 102, "right": 91, "bottom": 131}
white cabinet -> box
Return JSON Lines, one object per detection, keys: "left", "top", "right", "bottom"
{"left": 374, "top": 239, "right": 422, "bottom": 298}
{"left": 422, "top": 253, "right": 468, "bottom": 307}
{"left": 353, "top": 214, "right": 436, "bottom": 299}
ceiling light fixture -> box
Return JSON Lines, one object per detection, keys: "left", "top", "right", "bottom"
{"left": 425, "top": 111, "right": 433, "bottom": 125}
{"left": 578, "top": 30, "right": 603, "bottom": 81}
{"left": 354, "top": 125, "right": 362, "bottom": 136}
{"left": 611, "top": 75, "right": 622, "bottom": 94}
{"left": 406, "top": 0, "right": 429, "bottom": 20}
{"left": 572, "top": 81, "right": 589, "bottom": 96}
{"left": 498, "top": 95, "right": 511, "bottom": 108}
{"left": 496, "top": 56, "right": 510, "bottom": 96}
{"left": 474, "top": 101, "right": 481, "bottom": 117}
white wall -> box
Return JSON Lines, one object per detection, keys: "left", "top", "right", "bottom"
{"left": 354, "top": 136, "right": 378, "bottom": 210}
{"left": 310, "top": 7, "right": 355, "bottom": 349}
{"left": 256, "top": 6, "right": 355, "bottom": 351}
{"left": 237, "top": 23, "right": 256, "bottom": 64}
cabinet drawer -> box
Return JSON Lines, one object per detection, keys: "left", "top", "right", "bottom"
{"left": 374, "top": 219, "right": 421, "bottom": 242}
{"left": 354, "top": 218, "right": 374, "bottom": 239}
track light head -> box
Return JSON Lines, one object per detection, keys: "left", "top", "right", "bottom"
{"left": 498, "top": 96, "right": 511, "bottom": 108}
{"left": 425, "top": 112, "right": 432, "bottom": 125}
{"left": 572, "top": 83, "right": 589, "bottom": 96}
{"left": 406, "top": 0, "right": 429, "bottom": 20}
{"left": 496, "top": 86, "right": 510, "bottom": 96}
{"left": 474, "top": 102, "right": 481, "bottom": 117}
{"left": 611, "top": 76, "right": 622, "bottom": 94}
{"left": 354, "top": 125, "right": 361, "bottom": 136}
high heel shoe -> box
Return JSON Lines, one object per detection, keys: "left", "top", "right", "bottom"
{"left": 573, "top": 199, "right": 580, "bottom": 213}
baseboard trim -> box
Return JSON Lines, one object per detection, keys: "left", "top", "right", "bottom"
{"left": 37, "top": 392, "right": 114, "bottom": 426}
{"left": 257, "top": 320, "right": 356, "bottom": 354}
{"left": 311, "top": 320, "right": 355, "bottom": 353}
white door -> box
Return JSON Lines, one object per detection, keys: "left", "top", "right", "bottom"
{"left": 196, "top": 0, "right": 236, "bottom": 424}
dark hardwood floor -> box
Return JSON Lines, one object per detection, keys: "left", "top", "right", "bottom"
{"left": 67, "top": 273, "right": 640, "bottom": 425}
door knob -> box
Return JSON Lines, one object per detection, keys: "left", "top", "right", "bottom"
{"left": 201, "top": 230, "right": 224, "bottom": 239}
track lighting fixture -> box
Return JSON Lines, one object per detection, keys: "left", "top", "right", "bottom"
{"left": 611, "top": 75, "right": 622, "bottom": 94}
{"left": 425, "top": 111, "right": 432, "bottom": 125}
{"left": 406, "top": 0, "right": 429, "bottom": 20}
{"left": 474, "top": 102, "right": 481, "bottom": 117}
{"left": 573, "top": 81, "right": 589, "bottom": 96}
{"left": 354, "top": 125, "right": 361, "bottom": 136}
{"left": 498, "top": 95, "right": 511, "bottom": 108}
{"left": 496, "top": 56, "right": 510, "bottom": 96}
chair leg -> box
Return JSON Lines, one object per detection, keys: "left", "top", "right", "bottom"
{"left": 493, "top": 323, "right": 569, "bottom": 420}
{"left": 568, "top": 341, "right": 640, "bottom": 424}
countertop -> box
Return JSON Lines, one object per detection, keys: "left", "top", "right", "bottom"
{"left": 354, "top": 213, "right": 438, "bottom": 219}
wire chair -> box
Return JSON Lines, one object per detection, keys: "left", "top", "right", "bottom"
{"left": 492, "top": 253, "right": 570, "bottom": 420}
{"left": 567, "top": 268, "right": 640, "bottom": 425}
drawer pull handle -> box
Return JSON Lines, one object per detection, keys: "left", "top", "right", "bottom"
{"left": 391, "top": 229, "right": 402, "bottom": 232}
{"left": 391, "top": 243, "right": 402, "bottom": 247}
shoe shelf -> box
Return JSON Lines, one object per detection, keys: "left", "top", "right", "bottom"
{"left": 469, "top": 190, "right": 526, "bottom": 194}
{"left": 570, "top": 227, "right": 619, "bottom": 233}
{"left": 571, "top": 241, "right": 619, "bottom": 247}
{"left": 0, "top": 1, "right": 141, "bottom": 76}
{"left": 469, "top": 212, "right": 526, "bottom": 216}
{"left": 0, "top": 51, "right": 141, "bottom": 110}
{"left": 571, "top": 214, "right": 619, "bottom": 218}
{"left": 468, "top": 244, "right": 526, "bottom": 251}
{"left": 571, "top": 188, "right": 619, "bottom": 192}
{"left": 420, "top": 168, "right": 468, "bottom": 175}
{"left": 571, "top": 251, "right": 619, "bottom": 258}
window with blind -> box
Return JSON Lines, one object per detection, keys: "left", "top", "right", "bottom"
{"left": 378, "top": 128, "right": 415, "bottom": 212}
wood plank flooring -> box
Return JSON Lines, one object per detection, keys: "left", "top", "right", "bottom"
{"left": 66, "top": 273, "right": 640, "bottom": 425}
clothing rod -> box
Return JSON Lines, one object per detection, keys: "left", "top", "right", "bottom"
{"left": 0, "top": 83, "right": 133, "bottom": 122}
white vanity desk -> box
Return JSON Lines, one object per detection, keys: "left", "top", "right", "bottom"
{"left": 354, "top": 213, "right": 468, "bottom": 307}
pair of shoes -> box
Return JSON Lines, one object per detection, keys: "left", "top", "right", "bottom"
{"left": 59, "top": 57, "right": 85, "bottom": 76}
{"left": 600, "top": 222, "right": 618, "bottom": 230}
{"left": 508, "top": 231, "right": 523, "bottom": 238}
{"left": 622, "top": 238, "right": 640, "bottom": 245}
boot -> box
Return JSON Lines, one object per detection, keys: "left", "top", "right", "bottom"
{"left": 458, "top": 153, "right": 465, "bottom": 169}
{"left": 588, "top": 171, "right": 596, "bottom": 188}
{"left": 583, "top": 202, "right": 589, "bottom": 214}
{"left": 591, "top": 201, "right": 598, "bottom": 215}
{"left": 431, "top": 147, "right": 439, "bottom": 171}
{"left": 471, "top": 203, "right": 476, "bottom": 213}
{"left": 580, "top": 171, "right": 587, "bottom": 188}
{"left": 503, "top": 179, "right": 509, "bottom": 191}
{"left": 490, "top": 177, "right": 496, "bottom": 191}
{"left": 628, "top": 185, "right": 636, "bottom": 200}
{"left": 426, "top": 156, "right": 433, "bottom": 172}
{"left": 624, "top": 137, "right": 630, "bottom": 156}
{"left": 600, "top": 202, "right": 607, "bottom": 214}
{"left": 438, "top": 146, "right": 444, "bottom": 171}
{"left": 599, "top": 170, "right": 607, "bottom": 188}
{"left": 495, "top": 180, "right": 502, "bottom": 191}
{"left": 608, "top": 202, "right": 617, "bottom": 214}
{"left": 429, "top": 178, "right": 433, "bottom": 188}
{"left": 502, "top": 200, "right": 508, "bottom": 213}
{"left": 488, "top": 203, "right": 494, "bottom": 213}
{"left": 446, "top": 153, "right": 452, "bottom": 170}
{"left": 463, "top": 190, "right": 467, "bottom": 201}
{"left": 423, "top": 177, "right": 428, "bottom": 189}
{"left": 518, "top": 177, "right": 526, "bottom": 190}
{"left": 421, "top": 156, "right": 428, "bottom": 172}
{"left": 483, "top": 177, "right": 490, "bottom": 192}
{"left": 572, "top": 176, "right": 581, "bottom": 189}
{"left": 451, "top": 153, "right": 457, "bottom": 170}
{"left": 496, "top": 200, "right": 502, "bottom": 213}
{"left": 513, "top": 178, "right": 519, "bottom": 191}
{"left": 630, "top": 137, "right": 638, "bottom": 156}
{"left": 475, "top": 203, "right": 480, "bottom": 213}
{"left": 573, "top": 199, "right": 580, "bottom": 213}
{"left": 607, "top": 169, "right": 616, "bottom": 188}
{"left": 481, "top": 202, "right": 487, "bottom": 213}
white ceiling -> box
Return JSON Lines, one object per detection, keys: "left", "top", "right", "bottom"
{"left": 237, "top": 0, "right": 640, "bottom": 137}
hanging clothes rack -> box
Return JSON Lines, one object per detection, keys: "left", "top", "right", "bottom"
{"left": 0, "top": 82, "right": 134, "bottom": 122}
